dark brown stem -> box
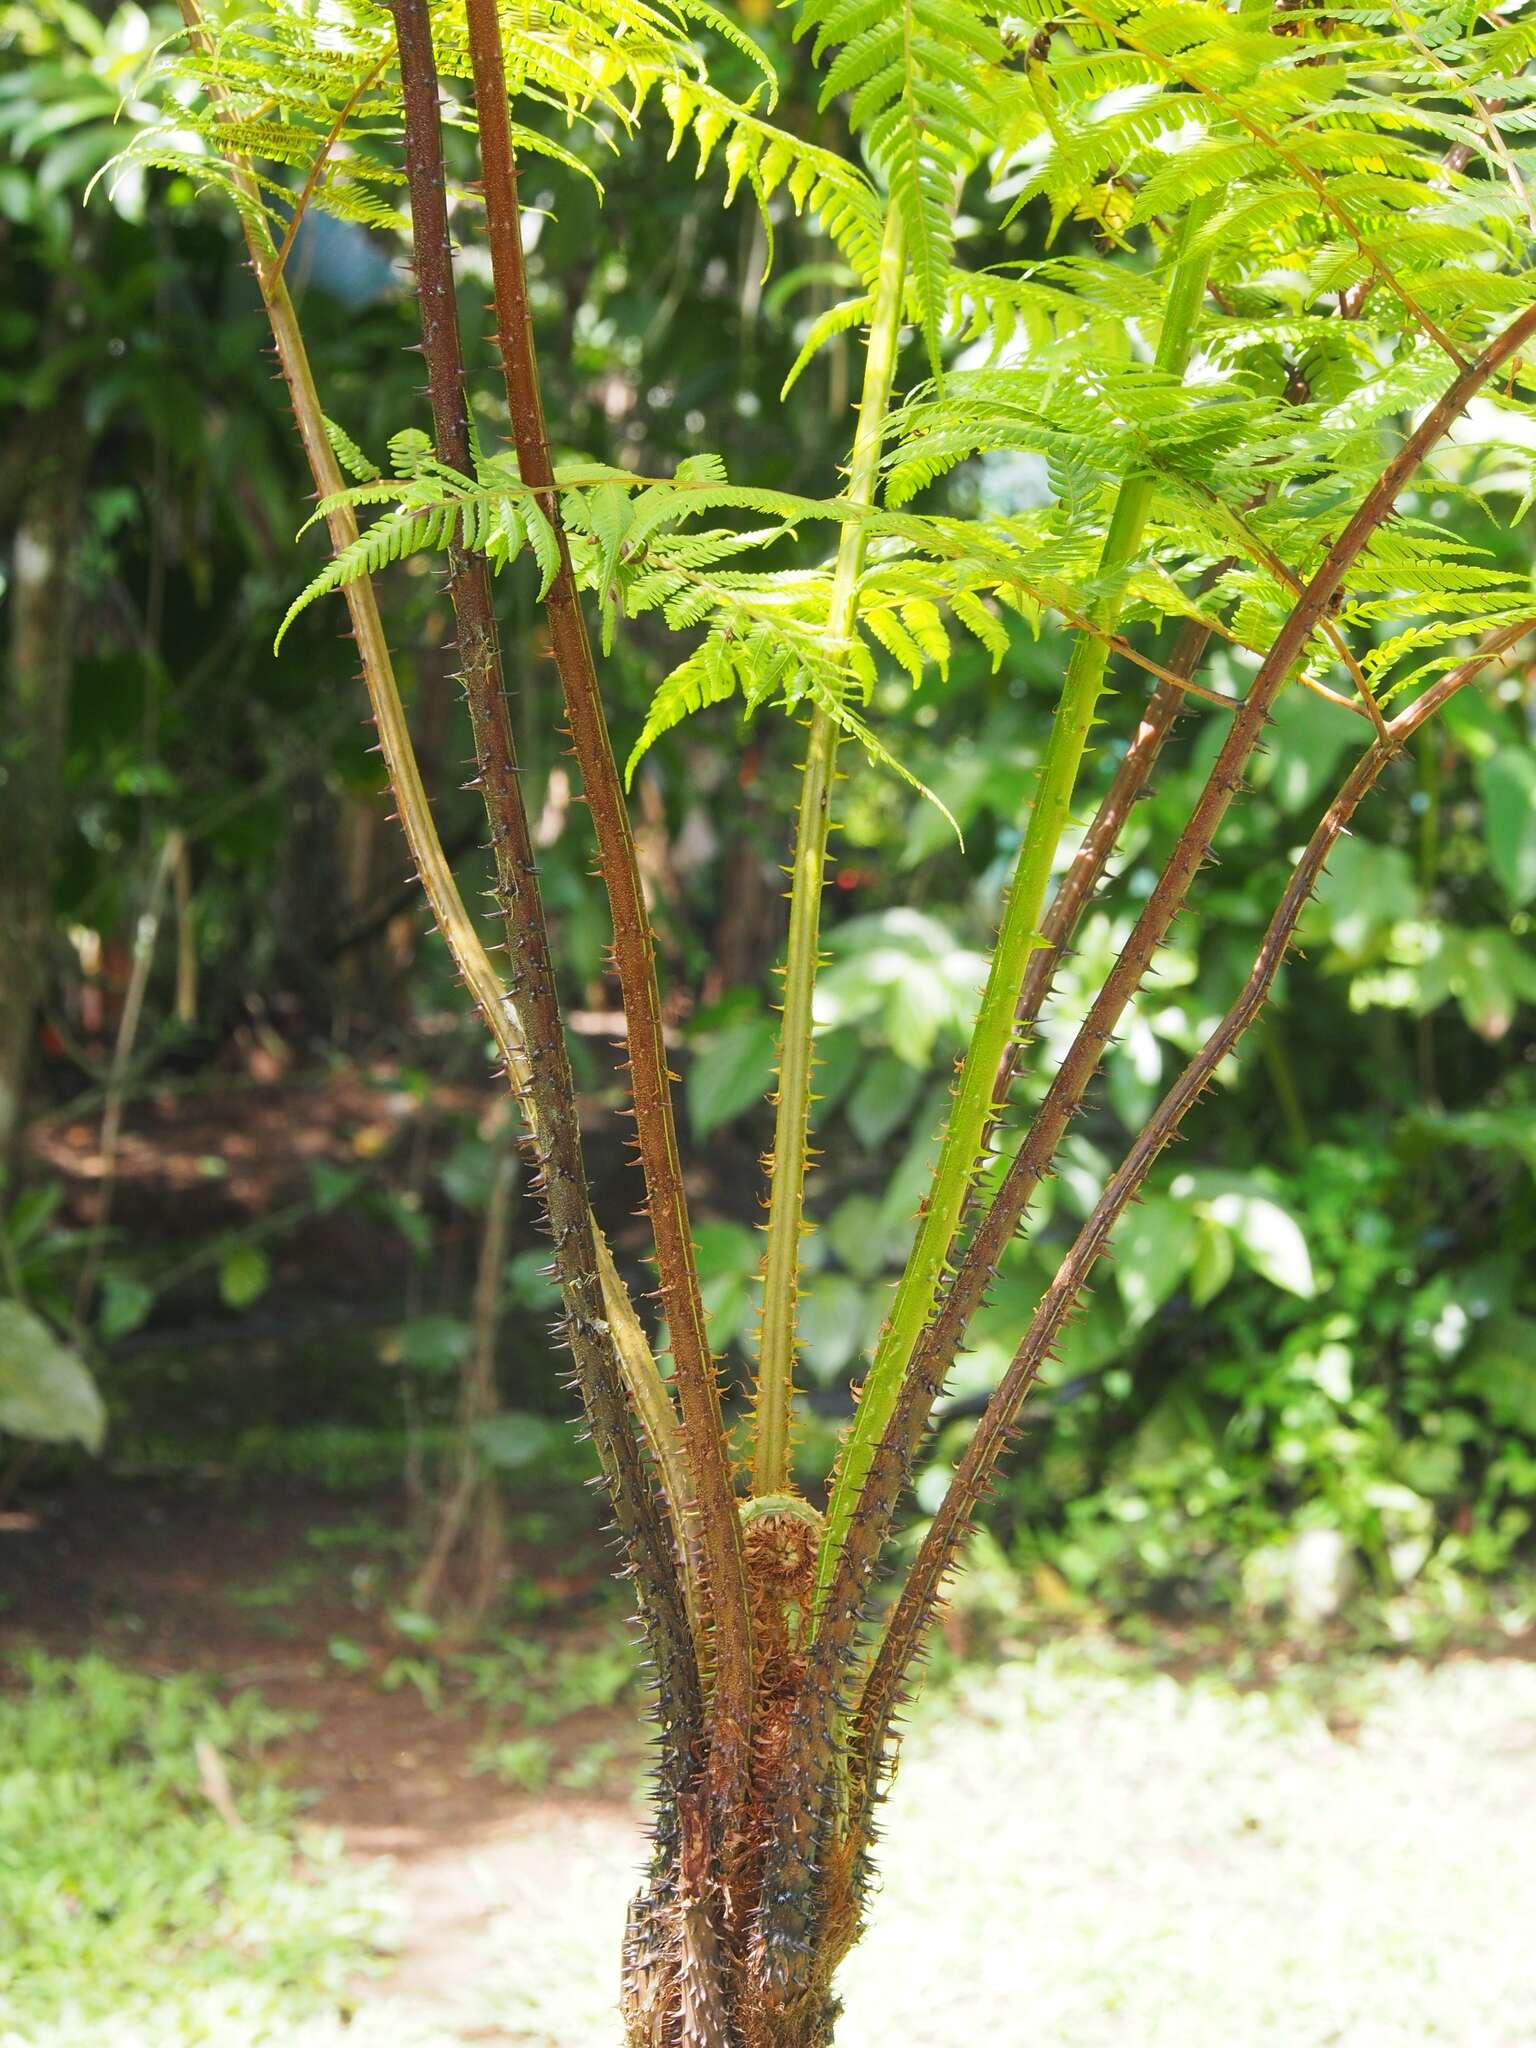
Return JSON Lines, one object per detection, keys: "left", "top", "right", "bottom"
{"left": 176, "top": 0, "right": 697, "bottom": 1756}
{"left": 463, "top": 0, "right": 753, "bottom": 1845}
{"left": 854, "top": 615, "right": 1536, "bottom": 1811}
{"left": 387, "top": 0, "right": 703, "bottom": 1786}
{"left": 761, "top": 298, "right": 1536, "bottom": 1966}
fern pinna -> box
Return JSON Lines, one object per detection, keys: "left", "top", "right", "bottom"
{"left": 118, "top": 0, "right": 1536, "bottom": 2038}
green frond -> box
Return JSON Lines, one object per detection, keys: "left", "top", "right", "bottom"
{"left": 795, "top": 0, "right": 1006, "bottom": 372}
{"left": 625, "top": 636, "right": 740, "bottom": 780}
{"left": 782, "top": 293, "right": 875, "bottom": 397}
{"left": 275, "top": 501, "right": 440, "bottom": 650}
{"left": 661, "top": 77, "right": 885, "bottom": 284}
{"left": 323, "top": 417, "right": 381, "bottom": 482}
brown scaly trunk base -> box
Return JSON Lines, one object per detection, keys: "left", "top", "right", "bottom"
{"left": 620, "top": 1499, "right": 864, "bottom": 2048}
{"left": 621, "top": 1881, "right": 850, "bottom": 2048}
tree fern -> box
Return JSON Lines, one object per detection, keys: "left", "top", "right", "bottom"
{"left": 126, "top": 0, "right": 1536, "bottom": 2033}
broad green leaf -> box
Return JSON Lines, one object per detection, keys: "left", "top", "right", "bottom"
{"left": 1188, "top": 1218, "right": 1236, "bottom": 1307}
{"left": 1174, "top": 1173, "right": 1314, "bottom": 1297}
{"left": 688, "top": 1011, "right": 777, "bottom": 1136}
{"left": 695, "top": 1219, "right": 761, "bottom": 1349}
{"left": 693, "top": 1219, "right": 760, "bottom": 1281}
{"left": 439, "top": 1139, "right": 501, "bottom": 1209}
{"left": 1115, "top": 1195, "right": 1199, "bottom": 1330}
{"left": 876, "top": 1081, "right": 948, "bottom": 1237}
{"left": 1407, "top": 1106, "right": 1536, "bottom": 1178}
{"left": 847, "top": 1050, "right": 924, "bottom": 1148}
{"left": 1477, "top": 750, "right": 1536, "bottom": 906}
{"left": 1417, "top": 928, "right": 1536, "bottom": 1041}
{"left": 474, "top": 1411, "right": 567, "bottom": 1469}
{"left": 506, "top": 1249, "right": 561, "bottom": 1310}
{"left": 1394, "top": 1436, "right": 1461, "bottom": 1498}
{"left": 1107, "top": 1011, "right": 1163, "bottom": 1130}
{"left": 98, "top": 1273, "right": 153, "bottom": 1342}
{"left": 702, "top": 1270, "right": 755, "bottom": 1350}
{"left": 0, "top": 1303, "right": 106, "bottom": 1451}
{"left": 797, "top": 1271, "right": 868, "bottom": 1383}
{"left": 809, "top": 1028, "right": 861, "bottom": 1126}
{"left": 885, "top": 962, "right": 951, "bottom": 1066}
{"left": 826, "top": 1193, "right": 892, "bottom": 1280}
{"left": 1260, "top": 685, "right": 1357, "bottom": 814}
{"left": 1307, "top": 838, "right": 1418, "bottom": 959}
{"left": 308, "top": 1161, "right": 363, "bottom": 1212}
{"left": 1215, "top": 1194, "right": 1313, "bottom": 1297}
{"left": 390, "top": 1313, "right": 471, "bottom": 1373}
{"left": 1456, "top": 1316, "right": 1536, "bottom": 1435}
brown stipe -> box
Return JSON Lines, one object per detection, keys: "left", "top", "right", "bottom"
{"left": 852, "top": 615, "right": 1536, "bottom": 1821}
{"left": 387, "top": 0, "right": 705, "bottom": 1881}
{"left": 463, "top": 0, "right": 754, "bottom": 2018}
{"left": 758, "top": 296, "right": 1536, "bottom": 1980}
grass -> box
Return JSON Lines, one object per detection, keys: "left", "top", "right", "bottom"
{"left": 5, "top": 1638, "right": 1534, "bottom": 2045}
{"left": 0, "top": 1653, "right": 403, "bottom": 2048}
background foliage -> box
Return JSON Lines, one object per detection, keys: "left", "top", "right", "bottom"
{"left": 2, "top": 0, "right": 1535, "bottom": 1648}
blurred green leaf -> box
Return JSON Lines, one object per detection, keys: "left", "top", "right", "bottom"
{"left": 847, "top": 1050, "right": 924, "bottom": 1148}
{"left": 1307, "top": 838, "right": 1418, "bottom": 958}
{"left": 0, "top": 1303, "right": 106, "bottom": 1450}
{"left": 798, "top": 1271, "right": 868, "bottom": 1382}
{"left": 1115, "top": 1195, "right": 1199, "bottom": 1329}
{"left": 689, "top": 1010, "right": 776, "bottom": 1136}
{"left": 218, "top": 1244, "right": 270, "bottom": 1311}
{"left": 1457, "top": 1317, "right": 1536, "bottom": 1435}
{"left": 826, "top": 1193, "right": 892, "bottom": 1280}
{"left": 1188, "top": 1218, "right": 1236, "bottom": 1308}
{"left": 390, "top": 1314, "right": 471, "bottom": 1373}
{"left": 98, "top": 1272, "right": 153, "bottom": 1341}
{"left": 1174, "top": 1173, "right": 1314, "bottom": 1297}
{"left": 1477, "top": 749, "right": 1536, "bottom": 906}
{"left": 474, "top": 1410, "right": 566, "bottom": 1469}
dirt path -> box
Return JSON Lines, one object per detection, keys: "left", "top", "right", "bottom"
{"left": 344, "top": 1647, "right": 1536, "bottom": 2048}
{"left": 8, "top": 1481, "right": 1535, "bottom": 2047}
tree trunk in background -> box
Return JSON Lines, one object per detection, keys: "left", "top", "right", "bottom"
{"left": 0, "top": 261, "right": 88, "bottom": 1172}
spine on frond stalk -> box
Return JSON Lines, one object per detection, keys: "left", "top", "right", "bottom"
{"left": 461, "top": 0, "right": 753, "bottom": 1960}
{"left": 751, "top": 203, "right": 909, "bottom": 1502}
{"left": 814, "top": 189, "right": 1219, "bottom": 1616}
{"left": 850, "top": 615, "right": 1536, "bottom": 1839}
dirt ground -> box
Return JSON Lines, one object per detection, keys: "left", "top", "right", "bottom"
{"left": 7, "top": 1476, "right": 1536, "bottom": 2048}
{"left": 0, "top": 1474, "right": 650, "bottom": 2043}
